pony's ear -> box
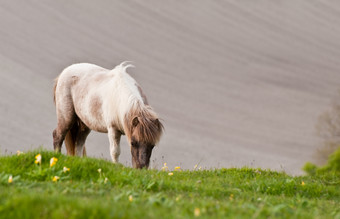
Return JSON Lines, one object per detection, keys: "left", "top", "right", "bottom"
{"left": 132, "top": 116, "right": 139, "bottom": 127}
{"left": 154, "top": 118, "right": 160, "bottom": 125}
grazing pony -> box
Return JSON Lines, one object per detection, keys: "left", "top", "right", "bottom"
{"left": 53, "top": 62, "right": 163, "bottom": 168}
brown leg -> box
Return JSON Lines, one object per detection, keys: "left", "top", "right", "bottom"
{"left": 65, "top": 122, "right": 78, "bottom": 156}
{"left": 53, "top": 129, "right": 63, "bottom": 152}
{"left": 75, "top": 121, "right": 91, "bottom": 157}
{"left": 83, "top": 146, "right": 87, "bottom": 156}
{"left": 53, "top": 125, "right": 73, "bottom": 153}
{"left": 53, "top": 111, "right": 76, "bottom": 153}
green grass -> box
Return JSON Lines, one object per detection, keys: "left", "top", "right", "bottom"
{"left": 0, "top": 150, "right": 339, "bottom": 218}
{"left": 303, "top": 146, "right": 340, "bottom": 178}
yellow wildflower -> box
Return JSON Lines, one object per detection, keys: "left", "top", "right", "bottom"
{"left": 97, "top": 168, "right": 102, "bottom": 173}
{"left": 52, "top": 176, "right": 60, "bottom": 182}
{"left": 129, "top": 195, "right": 133, "bottom": 202}
{"left": 168, "top": 172, "right": 174, "bottom": 176}
{"left": 301, "top": 181, "right": 305, "bottom": 186}
{"left": 229, "top": 194, "right": 234, "bottom": 201}
{"left": 194, "top": 208, "right": 201, "bottom": 217}
{"left": 161, "top": 163, "right": 168, "bottom": 171}
{"left": 16, "top": 151, "right": 23, "bottom": 156}
{"left": 63, "top": 166, "right": 70, "bottom": 173}
{"left": 104, "top": 177, "right": 108, "bottom": 184}
{"left": 34, "top": 154, "right": 42, "bottom": 164}
{"left": 50, "top": 157, "right": 58, "bottom": 167}
{"left": 8, "top": 175, "right": 13, "bottom": 183}
{"left": 174, "top": 166, "right": 181, "bottom": 171}
{"left": 194, "top": 164, "right": 198, "bottom": 170}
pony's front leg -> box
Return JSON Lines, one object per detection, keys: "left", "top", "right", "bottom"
{"left": 108, "top": 127, "right": 121, "bottom": 163}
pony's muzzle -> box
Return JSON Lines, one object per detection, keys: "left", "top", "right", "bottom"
{"left": 132, "top": 158, "right": 150, "bottom": 169}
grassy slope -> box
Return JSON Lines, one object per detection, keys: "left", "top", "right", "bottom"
{"left": 0, "top": 151, "right": 339, "bottom": 219}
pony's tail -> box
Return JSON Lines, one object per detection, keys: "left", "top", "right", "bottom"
{"left": 53, "top": 76, "right": 59, "bottom": 104}
{"left": 64, "top": 122, "right": 87, "bottom": 156}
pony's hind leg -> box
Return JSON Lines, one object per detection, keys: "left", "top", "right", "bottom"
{"left": 53, "top": 102, "right": 77, "bottom": 153}
{"left": 53, "top": 127, "right": 70, "bottom": 153}
{"left": 53, "top": 77, "right": 78, "bottom": 153}
{"left": 74, "top": 121, "right": 91, "bottom": 157}
{"left": 53, "top": 129, "right": 63, "bottom": 152}
{"left": 64, "top": 121, "right": 78, "bottom": 155}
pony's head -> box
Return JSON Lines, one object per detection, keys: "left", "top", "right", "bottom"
{"left": 125, "top": 105, "right": 164, "bottom": 169}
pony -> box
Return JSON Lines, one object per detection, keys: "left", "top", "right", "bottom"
{"left": 53, "top": 62, "right": 163, "bottom": 169}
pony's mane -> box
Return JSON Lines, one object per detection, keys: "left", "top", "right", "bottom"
{"left": 124, "top": 102, "right": 164, "bottom": 144}
{"left": 113, "top": 61, "right": 135, "bottom": 74}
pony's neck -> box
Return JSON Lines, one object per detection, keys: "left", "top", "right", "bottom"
{"left": 111, "top": 63, "right": 144, "bottom": 128}
{"left": 113, "top": 64, "right": 143, "bottom": 101}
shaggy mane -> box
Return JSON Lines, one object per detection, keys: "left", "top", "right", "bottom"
{"left": 124, "top": 102, "right": 163, "bottom": 144}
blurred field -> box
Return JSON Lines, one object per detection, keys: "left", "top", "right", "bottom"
{"left": 1, "top": 1, "right": 340, "bottom": 174}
